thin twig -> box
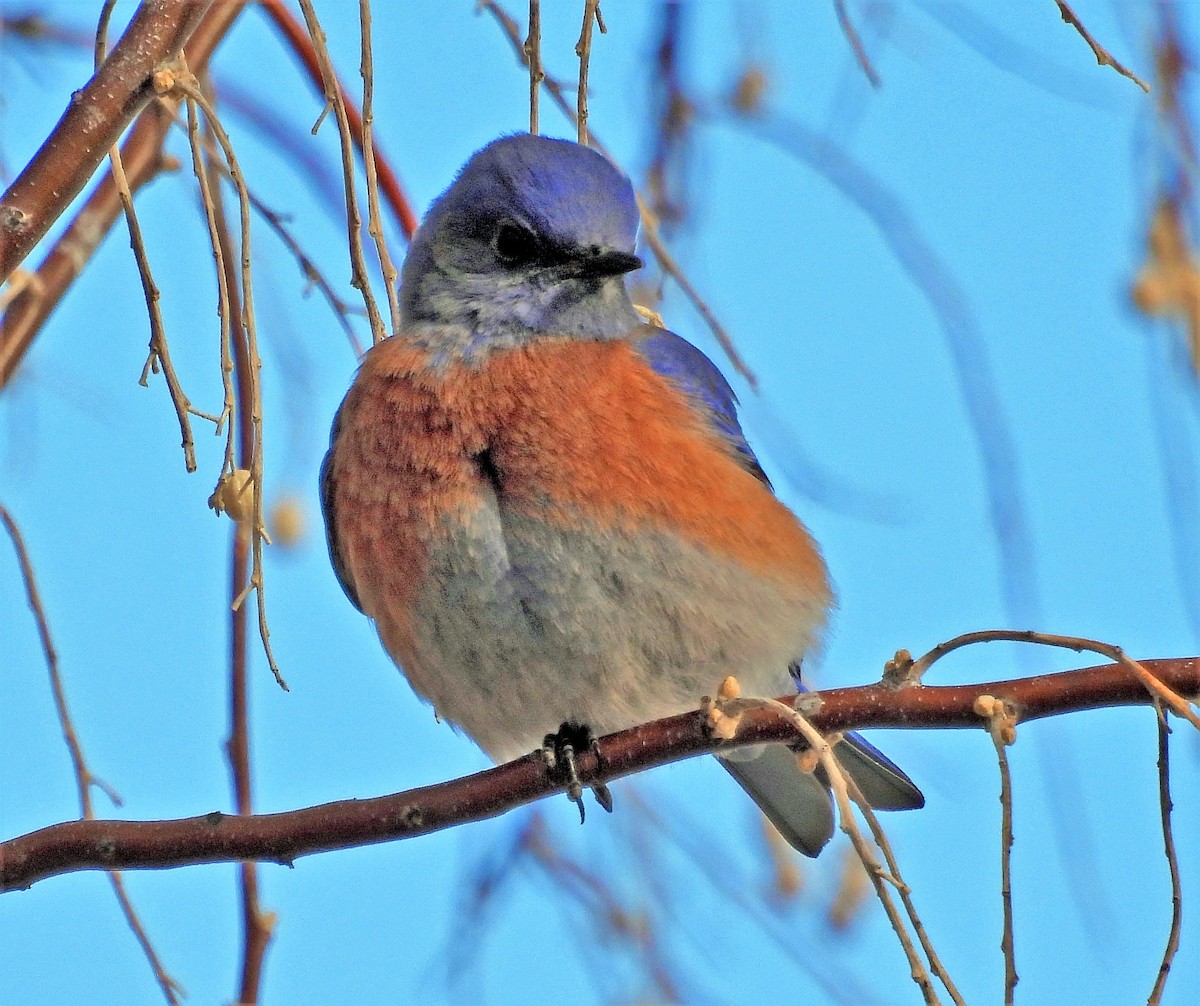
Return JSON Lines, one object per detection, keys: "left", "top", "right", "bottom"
{"left": 637, "top": 196, "right": 757, "bottom": 387}
{"left": 739, "top": 694, "right": 943, "bottom": 1004}
{"left": 257, "top": 0, "right": 417, "bottom": 240}
{"left": 199, "top": 131, "right": 276, "bottom": 1004}
{"left": 173, "top": 73, "right": 286, "bottom": 688}
{"left": 834, "top": 0, "right": 881, "bottom": 87}
{"left": 1149, "top": 707, "right": 1181, "bottom": 1005}
{"left": 186, "top": 90, "right": 236, "bottom": 473}
{"left": 1, "top": 504, "right": 184, "bottom": 1005}
{"left": 358, "top": 0, "right": 401, "bottom": 341}
{"left": 978, "top": 697, "right": 1019, "bottom": 1005}
{"left": 575, "top": 0, "right": 603, "bottom": 145}
{"left": 904, "top": 629, "right": 1200, "bottom": 731}
{"left": 525, "top": 0, "right": 543, "bottom": 134}
{"left": 95, "top": 3, "right": 201, "bottom": 473}
{"left": 1054, "top": 0, "right": 1150, "bottom": 93}
{"left": 845, "top": 772, "right": 967, "bottom": 1005}
{"left": 296, "top": 0, "right": 388, "bottom": 345}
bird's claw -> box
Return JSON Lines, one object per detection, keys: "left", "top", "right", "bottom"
{"left": 541, "top": 721, "right": 612, "bottom": 823}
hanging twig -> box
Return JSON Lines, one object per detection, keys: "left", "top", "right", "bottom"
{"left": 257, "top": 0, "right": 418, "bottom": 241}
{"left": 97, "top": 2, "right": 203, "bottom": 473}
{"left": 357, "top": 0, "right": 401, "bottom": 340}
{"left": 296, "top": 0, "right": 388, "bottom": 345}
{"left": 977, "top": 695, "right": 1019, "bottom": 1006}
{"left": 1149, "top": 708, "right": 1182, "bottom": 1005}
{"left": 1, "top": 504, "right": 184, "bottom": 1005}
{"left": 845, "top": 772, "right": 967, "bottom": 1005}
{"left": 172, "top": 71, "right": 286, "bottom": 689}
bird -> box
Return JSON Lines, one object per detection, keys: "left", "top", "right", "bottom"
{"left": 320, "top": 133, "right": 922, "bottom": 856}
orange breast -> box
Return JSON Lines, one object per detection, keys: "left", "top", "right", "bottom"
{"left": 328, "top": 333, "right": 830, "bottom": 703}
{"left": 471, "top": 338, "right": 828, "bottom": 590}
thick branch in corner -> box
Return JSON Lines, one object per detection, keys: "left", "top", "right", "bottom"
{"left": 0, "top": 0, "right": 215, "bottom": 281}
{"left": 0, "top": 0, "right": 247, "bottom": 390}
{"left": 1, "top": 656, "right": 1195, "bottom": 892}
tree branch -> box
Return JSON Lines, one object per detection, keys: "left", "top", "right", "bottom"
{"left": 2, "top": 656, "right": 1196, "bottom": 892}
{"left": 0, "top": 0, "right": 214, "bottom": 282}
{"left": 0, "top": 0, "right": 246, "bottom": 389}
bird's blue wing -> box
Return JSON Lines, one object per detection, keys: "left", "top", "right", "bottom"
{"left": 632, "top": 326, "right": 924, "bottom": 815}
{"left": 320, "top": 407, "right": 364, "bottom": 612}
{"left": 629, "top": 326, "right": 771, "bottom": 488}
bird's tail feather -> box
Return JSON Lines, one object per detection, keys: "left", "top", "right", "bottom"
{"left": 720, "top": 746, "right": 835, "bottom": 857}
{"left": 719, "top": 732, "right": 923, "bottom": 857}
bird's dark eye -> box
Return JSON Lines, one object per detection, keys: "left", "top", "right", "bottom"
{"left": 493, "top": 221, "right": 540, "bottom": 265}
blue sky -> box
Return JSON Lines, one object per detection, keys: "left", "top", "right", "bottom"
{"left": 3, "top": 2, "right": 1199, "bottom": 1004}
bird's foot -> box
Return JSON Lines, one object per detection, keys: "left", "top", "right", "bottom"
{"left": 541, "top": 721, "right": 612, "bottom": 823}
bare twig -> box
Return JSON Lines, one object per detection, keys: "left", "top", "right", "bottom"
{"left": 575, "top": 0, "right": 604, "bottom": 145}
{"left": 95, "top": 8, "right": 205, "bottom": 474}
{"left": 187, "top": 91, "right": 237, "bottom": 471}
{"left": 845, "top": 773, "right": 967, "bottom": 1005}
{"left": 5, "top": 655, "right": 1195, "bottom": 890}
{"left": 525, "top": 1, "right": 543, "bottom": 134}
{"left": 199, "top": 137, "right": 275, "bottom": 1003}
{"left": 1150, "top": 708, "right": 1181, "bottom": 1005}
{"left": 729, "top": 690, "right": 942, "bottom": 1004}
{"left": 357, "top": 0, "right": 401, "bottom": 340}
{"left": 834, "top": 0, "right": 881, "bottom": 87}
{"left": 0, "top": 0, "right": 216, "bottom": 279}
{"left": 1, "top": 504, "right": 184, "bottom": 1005}
{"left": 903, "top": 629, "right": 1200, "bottom": 731}
{"left": 977, "top": 696, "right": 1019, "bottom": 1005}
{"left": 172, "top": 73, "right": 286, "bottom": 688}
{"left": 636, "top": 196, "right": 757, "bottom": 387}
{"left": 296, "top": 0, "right": 387, "bottom": 345}
{"left": 258, "top": 0, "right": 417, "bottom": 240}
{"left": 1054, "top": 0, "right": 1150, "bottom": 93}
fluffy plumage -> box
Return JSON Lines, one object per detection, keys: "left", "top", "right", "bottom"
{"left": 321, "top": 134, "right": 922, "bottom": 855}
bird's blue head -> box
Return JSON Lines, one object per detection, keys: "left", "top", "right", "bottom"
{"left": 399, "top": 134, "right": 643, "bottom": 353}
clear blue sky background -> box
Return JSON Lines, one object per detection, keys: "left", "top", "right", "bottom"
{"left": 3, "top": 2, "right": 1199, "bottom": 1004}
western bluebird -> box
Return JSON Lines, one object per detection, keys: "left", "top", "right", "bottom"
{"left": 321, "top": 134, "right": 922, "bottom": 855}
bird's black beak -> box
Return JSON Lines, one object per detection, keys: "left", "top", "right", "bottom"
{"left": 569, "top": 248, "right": 643, "bottom": 279}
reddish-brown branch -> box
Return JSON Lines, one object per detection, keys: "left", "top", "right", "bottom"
{"left": 0, "top": 0, "right": 247, "bottom": 389}
{"left": 0, "top": 0, "right": 214, "bottom": 281}
{"left": 257, "top": 0, "right": 418, "bottom": 240}
{"left": 2, "top": 657, "right": 1195, "bottom": 892}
